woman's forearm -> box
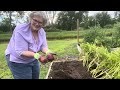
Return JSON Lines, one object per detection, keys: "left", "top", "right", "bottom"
{"left": 42, "top": 48, "right": 48, "bottom": 54}
{"left": 21, "top": 51, "right": 35, "bottom": 58}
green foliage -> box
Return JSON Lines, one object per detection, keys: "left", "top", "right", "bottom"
{"left": 44, "top": 24, "right": 61, "bottom": 32}
{"left": 104, "top": 24, "right": 113, "bottom": 29}
{"left": 81, "top": 43, "right": 97, "bottom": 67}
{"left": 95, "top": 12, "right": 112, "bottom": 28}
{"left": 56, "top": 11, "right": 87, "bottom": 30}
{"left": 83, "top": 24, "right": 120, "bottom": 49}
{"left": 0, "top": 24, "right": 16, "bottom": 33}
{"left": 80, "top": 43, "right": 120, "bottom": 79}
{"left": 83, "top": 28, "right": 103, "bottom": 44}
{"left": 110, "top": 22, "right": 120, "bottom": 48}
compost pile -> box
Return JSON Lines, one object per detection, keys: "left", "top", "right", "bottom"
{"left": 47, "top": 59, "right": 94, "bottom": 79}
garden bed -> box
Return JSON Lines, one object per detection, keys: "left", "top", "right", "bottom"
{"left": 46, "top": 60, "right": 94, "bottom": 79}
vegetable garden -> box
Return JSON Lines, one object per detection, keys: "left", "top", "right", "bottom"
{"left": 1, "top": 22, "right": 120, "bottom": 79}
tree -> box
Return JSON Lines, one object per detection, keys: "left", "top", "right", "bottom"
{"left": 43, "top": 11, "right": 58, "bottom": 25}
{"left": 95, "top": 11, "right": 112, "bottom": 28}
{"left": 87, "top": 16, "right": 96, "bottom": 28}
{"left": 114, "top": 11, "right": 120, "bottom": 22}
{"left": 2, "top": 11, "right": 14, "bottom": 33}
{"left": 15, "top": 11, "right": 25, "bottom": 23}
{"left": 80, "top": 11, "right": 90, "bottom": 29}
{"left": 1, "top": 11, "right": 25, "bottom": 33}
{"left": 56, "top": 11, "right": 87, "bottom": 30}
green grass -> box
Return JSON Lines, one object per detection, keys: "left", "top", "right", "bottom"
{"left": 46, "top": 31, "right": 84, "bottom": 39}
{"left": 0, "top": 39, "right": 79, "bottom": 79}
{"left": 0, "top": 28, "right": 115, "bottom": 41}
{"left": 0, "top": 44, "right": 13, "bottom": 79}
{"left": 0, "top": 34, "right": 12, "bottom": 40}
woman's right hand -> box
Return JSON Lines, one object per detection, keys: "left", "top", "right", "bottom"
{"left": 34, "top": 53, "right": 47, "bottom": 64}
{"left": 39, "top": 56, "right": 48, "bottom": 63}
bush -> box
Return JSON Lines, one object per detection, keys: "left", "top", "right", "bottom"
{"left": 104, "top": 24, "right": 113, "bottom": 28}
{"left": 45, "top": 28, "right": 63, "bottom": 32}
{"left": 0, "top": 30, "right": 3, "bottom": 33}
{"left": 83, "top": 28, "right": 105, "bottom": 44}
{"left": 111, "top": 22, "right": 120, "bottom": 48}
{"left": 0, "top": 24, "right": 16, "bottom": 33}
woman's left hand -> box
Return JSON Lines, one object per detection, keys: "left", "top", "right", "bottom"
{"left": 46, "top": 53, "right": 55, "bottom": 62}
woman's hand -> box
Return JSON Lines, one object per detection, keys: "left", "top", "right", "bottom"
{"left": 46, "top": 53, "right": 55, "bottom": 62}
{"left": 39, "top": 55, "right": 48, "bottom": 63}
{"left": 34, "top": 53, "right": 47, "bottom": 64}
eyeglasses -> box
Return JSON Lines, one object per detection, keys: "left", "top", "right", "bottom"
{"left": 32, "top": 18, "right": 43, "bottom": 25}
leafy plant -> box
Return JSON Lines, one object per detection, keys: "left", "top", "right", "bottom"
{"left": 80, "top": 43, "right": 120, "bottom": 79}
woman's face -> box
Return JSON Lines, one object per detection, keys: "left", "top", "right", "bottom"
{"left": 30, "top": 16, "right": 43, "bottom": 31}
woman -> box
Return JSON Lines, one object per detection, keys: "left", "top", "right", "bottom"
{"left": 5, "top": 11, "right": 55, "bottom": 79}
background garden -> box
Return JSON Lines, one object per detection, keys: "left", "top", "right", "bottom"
{"left": 1, "top": 11, "right": 120, "bottom": 79}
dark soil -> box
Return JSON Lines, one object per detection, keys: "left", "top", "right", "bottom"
{"left": 47, "top": 60, "right": 94, "bottom": 79}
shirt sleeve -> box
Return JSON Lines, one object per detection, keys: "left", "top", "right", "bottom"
{"left": 14, "top": 31, "right": 28, "bottom": 56}
{"left": 41, "top": 32, "right": 48, "bottom": 50}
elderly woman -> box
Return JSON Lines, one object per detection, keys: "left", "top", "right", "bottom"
{"left": 5, "top": 11, "right": 55, "bottom": 79}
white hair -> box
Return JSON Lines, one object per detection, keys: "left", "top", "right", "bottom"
{"left": 29, "top": 11, "right": 47, "bottom": 26}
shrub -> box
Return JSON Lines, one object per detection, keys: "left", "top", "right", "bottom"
{"left": 104, "top": 24, "right": 113, "bottom": 29}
